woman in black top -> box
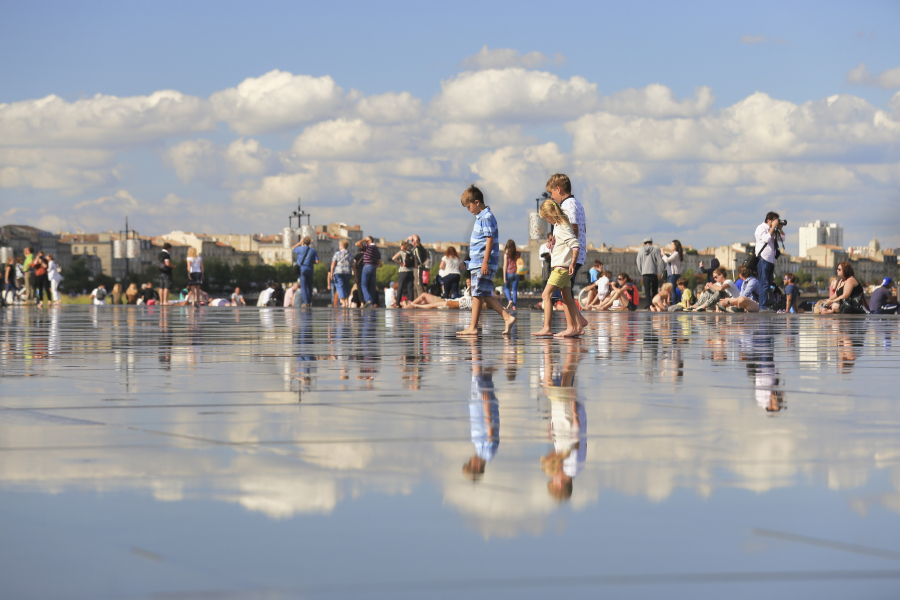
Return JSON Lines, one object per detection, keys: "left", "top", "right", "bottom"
{"left": 821, "top": 261, "right": 866, "bottom": 314}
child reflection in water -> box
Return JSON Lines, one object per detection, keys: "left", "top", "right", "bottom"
{"left": 462, "top": 342, "right": 499, "bottom": 481}
{"left": 539, "top": 341, "right": 587, "bottom": 500}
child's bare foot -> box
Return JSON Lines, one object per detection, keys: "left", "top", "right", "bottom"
{"left": 502, "top": 314, "right": 516, "bottom": 335}
{"left": 579, "top": 316, "right": 589, "bottom": 329}
{"left": 532, "top": 327, "right": 553, "bottom": 337}
{"left": 456, "top": 328, "right": 479, "bottom": 336}
{"left": 563, "top": 327, "right": 585, "bottom": 338}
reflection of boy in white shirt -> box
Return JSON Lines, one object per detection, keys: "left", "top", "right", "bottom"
{"left": 462, "top": 364, "right": 499, "bottom": 480}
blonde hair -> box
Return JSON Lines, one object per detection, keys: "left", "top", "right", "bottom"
{"left": 340, "top": 240, "right": 349, "bottom": 249}
{"left": 460, "top": 185, "right": 484, "bottom": 207}
{"left": 539, "top": 199, "right": 570, "bottom": 227}
{"left": 112, "top": 283, "right": 121, "bottom": 294}
{"left": 187, "top": 247, "right": 197, "bottom": 258}
{"left": 660, "top": 282, "right": 674, "bottom": 294}
{"left": 545, "top": 173, "right": 572, "bottom": 195}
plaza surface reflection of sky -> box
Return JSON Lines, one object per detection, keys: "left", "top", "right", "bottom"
{"left": 1, "top": 307, "right": 900, "bottom": 599}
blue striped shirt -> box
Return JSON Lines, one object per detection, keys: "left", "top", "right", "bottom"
{"left": 468, "top": 206, "right": 499, "bottom": 271}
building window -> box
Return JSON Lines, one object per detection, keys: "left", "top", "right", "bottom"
{"left": 93, "top": 246, "right": 97, "bottom": 254}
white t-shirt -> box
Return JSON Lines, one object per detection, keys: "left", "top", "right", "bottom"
{"left": 596, "top": 276, "right": 610, "bottom": 299}
{"left": 439, "top": 256, "right": 460, "bottom": 277}
{"left": 257, "top": 288, "right": 274, "bottom": 306}
{"left": 559, "top": 196, "right": 587, "bottom": 265}
{"left": 231, "top": 293, "right": 244, "bottom": 304}
{"left": 754, "top": 223, "right": 784, "bottom": 264}
{"left": 384, "top": 287, "right": 397, "bottom": 307}
{"left": 722, "top": 279, "right": 740, "bottom": 298}
{"left": 187, "top": 256, "right": 203, "bottom": 273}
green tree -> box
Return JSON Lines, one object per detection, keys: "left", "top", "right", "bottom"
{"left": 376, "top": 264, "right": 398, "bottom": 288}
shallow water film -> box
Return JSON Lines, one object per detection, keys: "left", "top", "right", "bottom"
{"left": 2, "top": 307, "right": 899, "bottom": 599}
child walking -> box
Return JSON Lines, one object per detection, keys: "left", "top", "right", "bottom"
{"left": 457, "top": 186, "right": 517, "bottom": 336}
{"left": 533, "top": 199, "right": 582, "bottom": 338}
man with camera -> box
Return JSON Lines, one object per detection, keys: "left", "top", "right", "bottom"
{"left": 754, "top": 212, "right": 785, "bottom": 311}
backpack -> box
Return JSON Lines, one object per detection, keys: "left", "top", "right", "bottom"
{"left": 95, "top": 288, "right": 107, "bottom": 301}
{"left": 516, "top": 257, "right": 527, "bottom": 276}
{"left": 402, "top": 251, "right": 415, "bottom": 270}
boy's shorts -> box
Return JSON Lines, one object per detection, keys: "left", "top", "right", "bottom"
{"left": 547, "top": 267, "right": 571, "bottom": 289}
{"left": 470, "top": 268, "right": 495, "bottom": 297}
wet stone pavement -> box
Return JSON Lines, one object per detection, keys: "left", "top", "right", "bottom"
{"left": 1, "top": 306, "right": 900, "bottom": 599}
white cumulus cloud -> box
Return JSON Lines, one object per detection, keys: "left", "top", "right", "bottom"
{"left": 210, "top": 70, "right": 348, "bottom": 135}
{"left": 846, "top": 62, "right": 900, "bottom": 89}
{"left": 459, "top": 45, "right": 565, "bottom": 70}
{"left": 430, "top": 69, "right": 599, "bottom": 122}
{"left": 599, "top": 84, "right": 715, "bottom": 118}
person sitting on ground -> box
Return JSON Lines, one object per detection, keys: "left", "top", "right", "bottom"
{"left": 781, "top": 273, "right": 803, "bottom": 313}
{"left": 718, "top": 266, "right": 760, "bottom": 312}
{"left": 257, "top": 282, "right": 276, "bottom": 307}
{"left": 90, "top": 284, "right": 108, "bottom": 306}
{"left": 868, "top": 278, "right": 898, "bottom": 314}
{"left": 284, "top": 282, "right": 300, "bottom": 307}
{"left": 595, "top": 273, "right": 638, "bottom": 311}
{"left": 384, "top": 281, "right": 398, "bottom": 308}
{"left": 231, "top": 287, "right": 246, "bottom": 306}
{"left": 650, "top": 282, "right": 673, "bottom": 312}
{"left": 668, "top": 278, "right": 693, "bottom": 311}
{"left": 690, "top": 267, "right": 738, "bottom": 311}
{"left": 582, "top": 264, "right": 608, "bottom": 309}
{"left": 125, "top": 283, "right": 140, "bottom": 304}
{"left": 820, "top": 262, "right": 867, "bottom": 314}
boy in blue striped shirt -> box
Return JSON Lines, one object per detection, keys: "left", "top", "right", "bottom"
{"left": 457, "top": 185, "right": 516, "bottom": 336}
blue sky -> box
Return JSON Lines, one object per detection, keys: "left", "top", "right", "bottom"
{"left": 1, "top": 0, "right": 899, "bottom": 252}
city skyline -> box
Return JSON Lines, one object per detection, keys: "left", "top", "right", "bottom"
{"left": 1, "top": 1, "right": 899, "bottom": 254}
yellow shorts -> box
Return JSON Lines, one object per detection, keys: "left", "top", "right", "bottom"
{"left": 547, "top": 267, "right": 571, "bottom": 289}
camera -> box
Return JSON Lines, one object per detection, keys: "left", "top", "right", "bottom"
{"left": 779, "top": 219, "right": 787, "bottom": 227}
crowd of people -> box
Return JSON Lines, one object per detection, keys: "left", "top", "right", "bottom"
{"left": 4, "top": 178, "right": 898, "bottom": 318}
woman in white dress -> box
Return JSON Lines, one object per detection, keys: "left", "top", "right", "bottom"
{"left": 186, "top": 247, "right": 204, "bottom": 306}
{"left": 47, "top": 254, "right": 63, "bottom": 305}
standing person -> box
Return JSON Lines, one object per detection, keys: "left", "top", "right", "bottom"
{"left": 22, "top": 247, "right": 35, "bottom": 304}
{"left": 328, "top": 240, "right": 354, "bottom": 308}
{"left": 33, "top": 251, "right": 49, "bottom": 308}
{"left": 409, "top": 235, "right": 430, "bottom": 299}
{"left": 392, "top": 241, "right": 415, "bottom": 303}
{"left": 125, "top": 282, "right": 140, "bottom": 304}
{"left": 546, "top": 174, "right": 588, "bottom": 331}
{"left": 231, "top": 287, "right": 246, "bottom": 306}
{"left": 533, "top": 199, "right": 581, "bottom": 338}
{"left": 186, "top": 247, "right": 204, "bottom": 306}
{"left": 14, "top": 256, "right": 26, "bottom": 303}
{"left": 47, "top": 254, "right": 63, "bottom": 305}
{"left": 439, "top": 246, "right": 461, "bottom": 299}
{"left": 503, "top": 239, "right": 520, "bottom": 310}
{"left": 456, "top": 185, "right": 516, "bottom": 336}
{"left": 636, "top": 237, "right": 664, "bottom": 309}
{"left": 661, "top": 240, "right": 683, "bottom": 293}
{"left": 111, "top": 283, "right": 123, "bottom": 306}
{"left": 3, "top": 257, "right": 15, "bottom": 306}
{"left": 754, "top": 212, "right": 785, "bottom": 310}
{"left": 356, "top": 236, "right": 381, "bottom": 308}
{"left": 158, "top": 243, "right": 173, "bottom": 305}
{"left": 291, "top": 236, "right": 319, "bottom": 307}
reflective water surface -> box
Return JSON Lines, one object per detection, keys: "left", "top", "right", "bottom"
{"left": 1, "top": 307, "right": 899, "bottom": 599}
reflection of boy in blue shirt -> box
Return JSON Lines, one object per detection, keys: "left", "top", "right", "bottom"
{"left": 462, "top": 364, "right": 499, "bottom": 480}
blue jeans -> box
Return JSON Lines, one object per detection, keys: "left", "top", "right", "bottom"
{"left": 504, "top": 276, "right": 518, "bottom": 306}
{"left": 442, "top": 273, "right": 460, "bottom": 299}
{"left": 361, "top": 264, "right": 377, "bottom": 305}
{"left": 757, "top": 258, "right": 774, "bottom": 308}
{"left": 333, "top": 273, "right": 351, "bottom": 299}
{"left": 299, "top": 269, "right": 314, "bottom": 305}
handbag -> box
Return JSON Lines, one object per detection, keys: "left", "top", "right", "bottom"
{"left": 743, "top": 248, "right": 760, "bottom": 273}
